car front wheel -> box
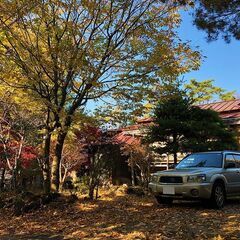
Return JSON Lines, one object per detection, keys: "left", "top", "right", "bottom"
{"left": 210, "top": 183, "right": 225, "bottom": 209}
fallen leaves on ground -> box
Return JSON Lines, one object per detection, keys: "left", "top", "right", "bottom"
{"left": 0, "top": 187, "right": 240, "bottom": 240}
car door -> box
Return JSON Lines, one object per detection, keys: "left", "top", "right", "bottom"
{"left": 223, "top": 154, "right": 240, "bottom": 195}
{"left": 233, "top": 154, "right": 240, "bottom": 195}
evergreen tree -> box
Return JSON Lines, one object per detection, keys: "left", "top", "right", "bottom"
{"left": 146, "top": 93, "right": 238, "bottom": 164}
{"left": 193, "top": 0, "right": 240, "bottom": 42}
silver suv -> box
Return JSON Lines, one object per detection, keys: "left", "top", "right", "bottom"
{"left": 149, "top": 151, "right": 240, "bottom": 208}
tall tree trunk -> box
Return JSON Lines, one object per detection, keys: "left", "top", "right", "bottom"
{"left": 51, "top": 131, "right": 67, "bottom": 192}
{"left": 42, "top": 132, "right": 51, "bottom": 194}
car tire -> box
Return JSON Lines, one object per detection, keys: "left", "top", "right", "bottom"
{"left": 210, "top": 182, "right": 225, "bottom": 209}
{"left": 156, "top": 196, "right": 173, "bottom": 205}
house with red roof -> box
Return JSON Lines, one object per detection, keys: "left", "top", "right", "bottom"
{"left": 113, "top": 99, "right": 240, "bottom": 171}
{"left": 199, "top": 99, "right": 240, "bottom": 143}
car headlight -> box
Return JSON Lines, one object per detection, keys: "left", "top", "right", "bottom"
{"left": 187, "top": 174, "right": 206, "bottom": 183}
{"left": 150, "top": 175, "right": 159, "bottom": 183}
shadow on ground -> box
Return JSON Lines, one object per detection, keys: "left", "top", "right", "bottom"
{"left": 0, "top": 191, "right": 240, "bottom": 239}
{"left": 0, "top": 233, "right": 63, "bottom": 240}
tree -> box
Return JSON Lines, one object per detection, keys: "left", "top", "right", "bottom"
{"left": 0, "top": 84, "right": 52, "bottom": 193}
{"left": 0, "top": 0, "right": 201, "bottom": 191}
{"left": 75, "top": 124, "right": 115, "bottom": 200}
{"left": 185, "top": 79, "right": 236, "bottom": 104}
{"left": 87, "top": 144, "right": 116, "bottom": 200}
{"left": 193, "top": 0, "right": 240, "bottom": 42}
{"left": 121, "top": 142, "right": 153, "bottom": 189}
{"left": 0, "top": 93, "right": 40, "bottom": 191}
{"left": 146, "top": 92, "right": 238, "bottom": 164}
{"left": 182, "top": 106, "right": 239, "bottom": 152}
{"left": 58, "top": 136, "right": 88, "bottom": 190}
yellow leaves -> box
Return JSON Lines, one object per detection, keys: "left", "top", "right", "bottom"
{"left": 0, "top": 85, "right": 32, "bottom": 108}
{"left": 104, "top": 116, "right": 112, "bottom": 122}
{"left": 144, "top": 102, "right": 153, "bottom": 109}
{"left": 185, "top": 79, "right": 236, "bottom": 104}
{"left": 0, "top": 0, "right": 203, "bottom": 140}
{"left": 81, "top": 0, "right": 96, "bottom": 12}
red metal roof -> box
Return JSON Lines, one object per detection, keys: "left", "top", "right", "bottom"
{"left": 199, "top": 99, "right": 240, "bottom": 120}
{"left": 113, "top": 132, "right": 140, "bottom": 145}
{"left": 199, "top": 99, "right": 240, "bottom": 113}
{"left": 220, "top": 112, "right": 240, "bottom": 119}
{"left": 136, "top": 99, "right": 240, "bottom": 123}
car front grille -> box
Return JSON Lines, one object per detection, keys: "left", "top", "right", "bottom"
{"left": 160, "top": 176, "right": 183, "bottom": 184}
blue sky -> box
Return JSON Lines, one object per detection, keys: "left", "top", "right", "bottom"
{"left": 88, "top": 11, "right": 239, "bottom": 111}
{"left": 179, "top": 11, "right": 239, "bottom": 94}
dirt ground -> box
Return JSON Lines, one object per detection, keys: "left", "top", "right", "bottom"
{"left": 0, "top": 187, "right": 240, "bottom": 240}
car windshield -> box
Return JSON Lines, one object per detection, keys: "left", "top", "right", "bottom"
{"left": 176, "top": 153, "right": 223, "bottom": 169}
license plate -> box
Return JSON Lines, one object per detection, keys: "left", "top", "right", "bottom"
{"left": 163, "top": 186, "right": 175, "bottom": 195}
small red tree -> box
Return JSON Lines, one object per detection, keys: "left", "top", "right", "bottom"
{"left": 75, "top": 125, "right": 114, "bottom": 199}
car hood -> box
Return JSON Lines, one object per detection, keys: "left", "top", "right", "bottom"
{"left": 155, "top": 168, "right": 220, "bottom": 176}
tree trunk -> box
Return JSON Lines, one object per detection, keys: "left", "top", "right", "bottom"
{"left": 95, "top": 181, "right": 99, "bottom": 199}
{"left": 89, "top": 179, "right": 96, "bottom": 200}
{"left": 11, "top": 138, "right": 23, "bottom": 191}
{"left": 51, "top": 131, "right": 67, "bottom": 192}
{"left": 59, "top": 167, "right": 67, "bottom": 192}
{"left": 88, "top": 154, "right": 95, "bottom": 200}
{"left": 147, "top": 159, "right": 150, "bottom": 189}
{"left": 172, "top": 134, "right": 178, "bottom": 165}
{"left": 12, "top": 168, "right": 17, "bottom": 190}
{"left": 42, "top": 133, "right": 51, "bottom": 194}
{"left": 173, "top": 152, "right": 178, "bottom": 165}
{"left": 130, "top": 153, "right": 135, "bottom": 186}
{"left": 0, "top": 168, "right": 6, "bottom": 191}
{"left": 89, "top": 186, "right": 94, "bottom": 200}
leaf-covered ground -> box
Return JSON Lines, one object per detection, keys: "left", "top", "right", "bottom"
{"left": 0, "top": 187, "right": 240, "bottom": 240}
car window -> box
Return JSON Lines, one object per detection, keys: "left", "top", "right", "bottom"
{"left": 233, "top": 155, "right": 240, "bottom": 168}
{"left": 225, "top": 154, "right": 237, "bottom": 168}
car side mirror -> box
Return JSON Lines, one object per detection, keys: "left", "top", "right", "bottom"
{"left": 225, "top": 162, "right": 235, "bottom": 169}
